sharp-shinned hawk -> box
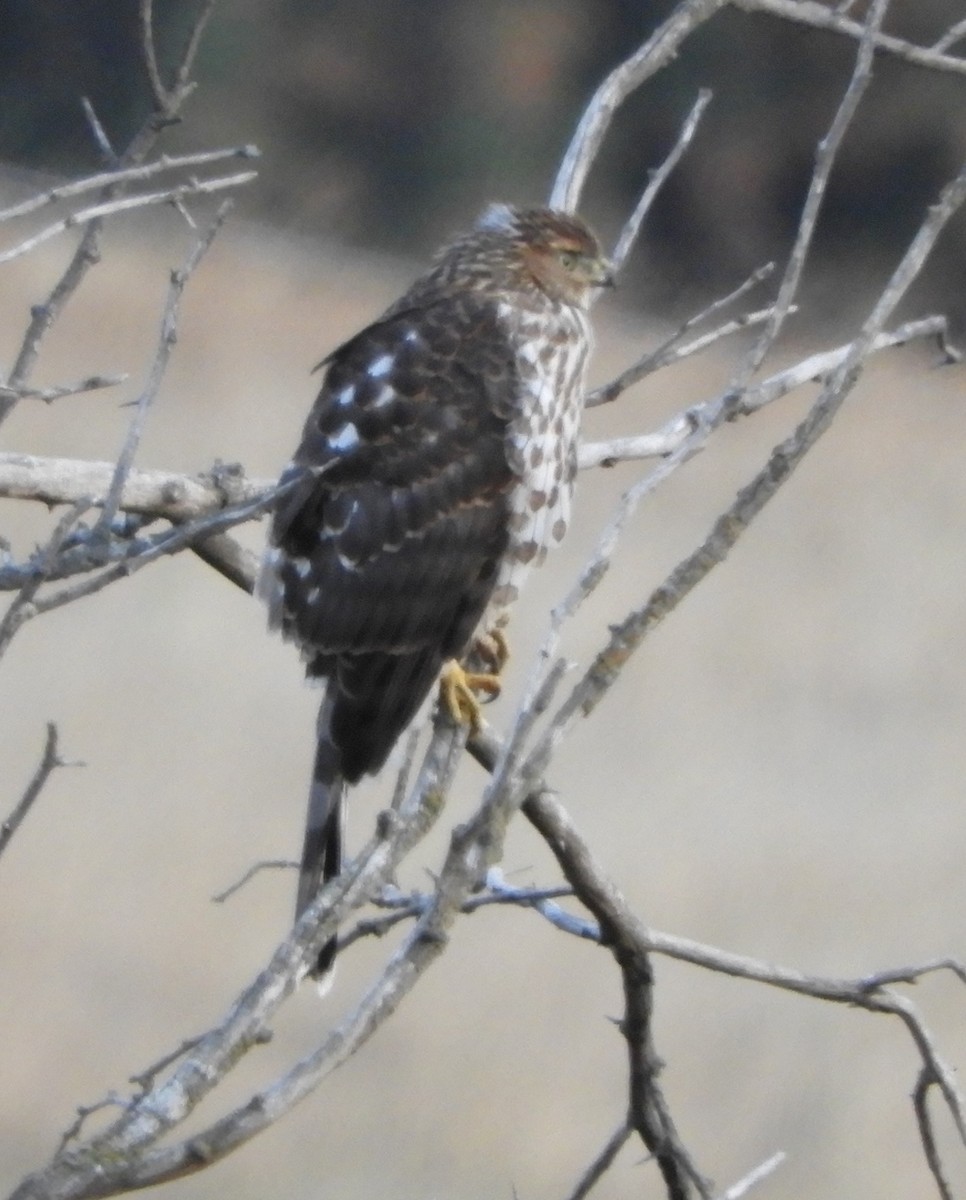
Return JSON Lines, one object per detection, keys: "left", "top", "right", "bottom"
{"left": 260, "top": 203, "right": 613, "bottom": 975}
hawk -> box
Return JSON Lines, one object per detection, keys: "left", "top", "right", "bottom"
{"left": 261, "top": 203, "right": 613, "bottom": 975}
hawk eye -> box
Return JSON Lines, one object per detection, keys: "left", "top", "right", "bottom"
{"left": 557, "top": 249, "right": 580, "bottom": 270}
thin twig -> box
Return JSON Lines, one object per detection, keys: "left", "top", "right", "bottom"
{"left": 731, "top": 0, "right": 966, "bottom": 74}
{"left": 212, "top": 860, "right": 297, "bottom": 904}
{"left": 3, "top": 480, "right": 290, "bottom": 630}
{"left": 0, "top": 147, "right": 259, "bottom": 225}
{"left": 0, "top": 724, "right": 74, "bottom": 861}
{"left": 579, "top": 315, "right": 949, "bottom": 467}
{"left": 586, "top": 266, "right": 776, "bottom": 409}
{"left": 97, "top": 200, "right": 234, "bottom": 535}
{"left": 530, "top": 154, "right": 966, "bottom": 779}
{"left": 913, "top": 1069, "right": 955, "bottom": 1200}
{"left": 0, "top": 224, "right": 105, "bottom": 426}
{"left": 80, "top": 97, "right": 117, "bottom": 165}
{"left": 0, "top": 173, "right": 256, "bottom": 267}
{"left": 0, "top": 375, "right": 127, "bottom": 403}
{"left": 139, "top": 0, "right": 171, "bottom": 112}
{"left": 933, "top": 17, "right": 966, "bottom": 54}
{"left": 713, "top": 1152, "right": 786, "bottom": 1200}
{"left": 730, "top": 0, "right": 889, "bottom": 395}
{"left": 167, "top": 0, "right": 218, "bottom": 107}
{"left": 610, "top": 89, "right": 712, "bottom": 272}
{"left": 56, "top": 1096, "right": 128, "bottom": 1157}
{"left": 564, "top": 1122, "right": 632, "bottom": 1200}
{"left": 0, "top": 499, "right": 93, "bottom": 659}
{"left": 550, "top": 0, "right": 730, "bottom": 212}
{"left": 0, "top": 0, "right": 237, "bottom": 429}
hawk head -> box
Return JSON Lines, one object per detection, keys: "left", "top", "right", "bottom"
{"left": 441, "top": 203, "right": 615, "bottom": 310}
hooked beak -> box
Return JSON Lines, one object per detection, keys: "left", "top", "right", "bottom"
{"left": 592, "top": 257, "right": 617, "bottom": 289}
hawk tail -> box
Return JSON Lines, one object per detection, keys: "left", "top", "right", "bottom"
{"left": 296, "top": 718, "right": 345, "bottom": 981}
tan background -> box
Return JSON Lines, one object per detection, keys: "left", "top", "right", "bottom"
{"left": 2, "top": 207, "right": 966, "bottom": 1199}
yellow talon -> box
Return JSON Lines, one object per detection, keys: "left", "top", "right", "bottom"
{"left": 439, "top": 659, "right": 502, "bottom": 731}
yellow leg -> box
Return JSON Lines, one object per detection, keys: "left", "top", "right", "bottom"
{"left": 439, "top": 659, "right": 502, "bottom": 731}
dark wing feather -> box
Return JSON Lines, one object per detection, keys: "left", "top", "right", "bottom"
{"left": 268, "top": 289, "right": 519, "bottom": 781}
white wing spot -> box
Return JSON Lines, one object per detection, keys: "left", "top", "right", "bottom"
{"left": 403, "top": 328, "right": 421, "bottom": 345}
{"left": 335, "top": 384, "right": 355, "bottom": 407}
{"left": 372, "top": 384, "right": 395, "bottom": 409}
{"left": 329, "top": 422, "right": 360, "bottom": 453}
{"left": 306, "top": 586, "right": 320, "bottom": 605}
{"left": 292, "top": 557, "right": 312, "bottom": 580}
{"left": 368, "top": 353, "right": 394, "bottom": 379}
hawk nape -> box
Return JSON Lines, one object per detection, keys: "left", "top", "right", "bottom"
{"left": 260, "top": 203, "right": 613, "bottom": 979}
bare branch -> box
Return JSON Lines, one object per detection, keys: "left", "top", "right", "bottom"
{"left": 610, "top": 88, "right": 712, "bottom": 272}
{"left": 0, "top": 148, "right": 259, "bottom": 226}
{"left": 55, "top": 1097, "right": 128, "bottom": 1158}
{"left": 0, "top": 309, "right": 947, "bottom": 531}
{"left": 0, "top": 454, "right": 267, "bottom": 521}
{"left": 8, "top": 718, "right": 466, "bottom": 1199}
{"left": 80, "top": 97, "right": 117, "bottom": 165}
{"left": 730, "top": 0, "right": 888, "bottom": 392}
{"left": 550, "top": 0, "right": 729, "bottom": 212}
{"left": 933, "top": 17, "right": 966, "bottom": 55}
{"left": 0, "top": 481, "right": 287, "bottom": 628}
{"left": 506, "top": 776, "right": 966, "bottom": 1187}
{"left": 578, "top": 315, "right": 951, "bottom": 468}
{"left": 0, "top": 173, "right": 256, "bottom": 267}
{"left": 530, "top": 146, "right": 966, "bottom": 774}
{"left": 139, "top": 0, "right": 169, "bottom": 113}
{"left": 0, "top": 225, "right": 105, "bottom": 426}
{"left": 563, "top": 1122, "right": 632, "bottom": 1200}
{"left": 139, "top": 0, "right": 216, "bottom": 115}
{"left": 0, "top": 0, "right": 245, "bottom": 429}
{"left": 98, "top": 199, "right": 234, "bottom": 535}
{"left": 0, "top": 375, "right": 128, "bottom": 404}
{"left": 0, "top": 724, "right": 75, "bottom": 862}
{"left": 913, "top": 1070, "right": 955, "bottom": 1200}
{"left": 586, "top": 264, "right": 777, "bottom": 409}
{"left": 0, "top": 499, "right": 94, "bottom": 659}
{"left": 713, "top": 1152, "right": 786, "bottom": 1200}
{"left": 212, "top": 860, "right": 297, "bottom": 904}
{"left": 732, "top": 0, "right": 966, "bottom": 74}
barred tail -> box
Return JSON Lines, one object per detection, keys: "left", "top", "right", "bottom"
{"left": 296, "top": 710, "right": 345, "bottom": 980}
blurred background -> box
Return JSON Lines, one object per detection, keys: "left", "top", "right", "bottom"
{"left": 3, "top": 0, "right": 966, "bottom": 326}
{"left": 2, "top": 3, "right": 966, "bottom": 1199}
